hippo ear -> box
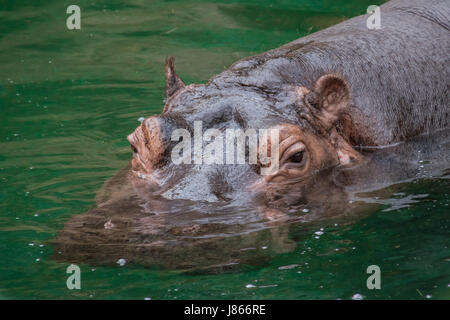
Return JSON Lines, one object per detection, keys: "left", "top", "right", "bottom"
{"left": 165, "top": 56, "right": 185, "bottom": 99}
{"left": 306, "top": 74, "right": 350, "bottom": 129}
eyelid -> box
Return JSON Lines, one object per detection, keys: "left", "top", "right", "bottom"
{"left": 280, "top": 142, "right": 306, "bottom": 165}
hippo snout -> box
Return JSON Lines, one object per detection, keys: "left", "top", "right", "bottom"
{"left": 127, "top": 133, "right": 138, "bottom": 153}
{"left": 127, "top": 116, "right": 168, "bottom": 173}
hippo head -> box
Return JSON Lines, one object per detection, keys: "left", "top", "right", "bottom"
{"left": 127, "top": 57, "right": 362, "bottom": 214}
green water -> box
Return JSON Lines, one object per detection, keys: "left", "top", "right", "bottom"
{"left": 1, "top": 0, "right": 449, "bottom": 300}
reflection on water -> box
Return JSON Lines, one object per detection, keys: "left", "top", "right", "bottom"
{"left": 52, "top": 129, "right": 450, "bottom": 273}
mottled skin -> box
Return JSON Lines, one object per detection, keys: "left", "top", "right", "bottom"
{"left": 127, "top": 0, "right": 449, "bottom": 204}
{"left": 53, "top": 0, "right": 450, "bottom": 270}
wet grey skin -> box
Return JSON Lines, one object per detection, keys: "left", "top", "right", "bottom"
{"left": 128, "top": 0, "right": 449, "bottom": 204}
{"left": 53, "top": 0, "right": 450, "bottom": 271}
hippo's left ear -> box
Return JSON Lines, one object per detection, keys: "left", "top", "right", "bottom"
{"left": 305, "top": 74, "right": 350, "bottom": 130}
{"left": 165, "top": 56, "right": 185, "bottom": 99}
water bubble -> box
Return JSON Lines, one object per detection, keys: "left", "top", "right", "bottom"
{"left": 117, "top": 258, "right": 126, "bottom": 266}
{"left": 314, "top": 230, "right": 324, "bottom": 236}
{"left": 351, "top": 293, "right": 364, "bottom": 300}
{"left": 144, "top": 297, "right": 151, "bottom": 300}
{"left": 278, "top": 264, "right": 299, "bottom": 270}
{"left": 138, "top": 117, "right": 145, "bottom": 123}
{"left": 261, "top": 246, "right": 268, "bottom": 250}
{"left": 258, "top": 284, "right": 278, "bottom": 288}
{"left": 245, "top": 284, "right": 256, "bottom": 288}
{"left": 302, "top": 208, "right": 309, "bottom": 213}
{"left": 425, "top": 294, "right": 432, "bottom": 299}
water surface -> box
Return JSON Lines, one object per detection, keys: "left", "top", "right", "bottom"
{"left": 1, "top": 0, "right": 449, "bottom": 300}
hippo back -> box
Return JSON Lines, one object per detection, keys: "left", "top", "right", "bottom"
{"left": 216, "top": 0, "right": 450, "bottom": 145}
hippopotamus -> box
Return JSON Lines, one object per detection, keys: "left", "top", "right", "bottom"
{"left": 53, "top": 0, "right": 450, "bottom": 270}
{"left": 127, "top": 0, "right": 449, "bottom": 205}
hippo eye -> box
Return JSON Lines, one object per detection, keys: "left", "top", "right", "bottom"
{"left": 287, "top": 151, "right": 304, "bottom": 163}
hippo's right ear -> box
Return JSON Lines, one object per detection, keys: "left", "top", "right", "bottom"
{"left": 305, "top": 74, "right": 350, "bottom": 130}
{"left": 165, "top": 56, "right": 185, "bottom": 99}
